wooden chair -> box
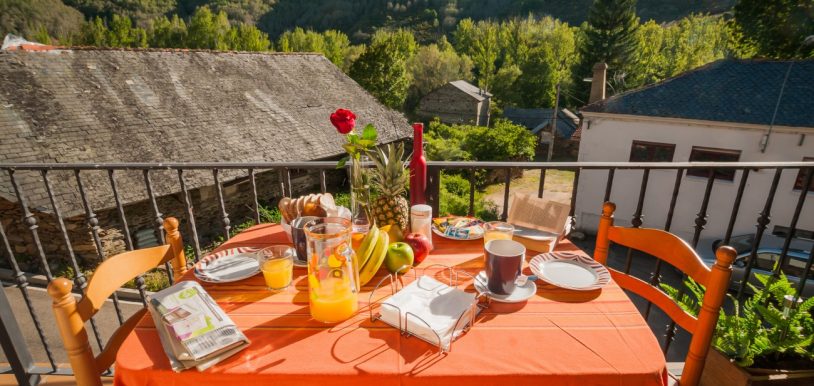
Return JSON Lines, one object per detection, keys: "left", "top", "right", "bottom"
{"left": 594, "top": 202, "right": 735, "bottom": 386}
{"left": 47, "top": 217, "right": 187, "bottom": 386}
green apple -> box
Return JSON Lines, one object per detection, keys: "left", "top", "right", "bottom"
{"left": 384, "top": 242, "right": 414, "bottom": 274}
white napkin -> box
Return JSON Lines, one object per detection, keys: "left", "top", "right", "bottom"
{"left": 379, "top": 276, "right": 476, "bottom": 351}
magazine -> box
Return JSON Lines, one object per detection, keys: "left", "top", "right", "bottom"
{"left": 148, "top": 281, "right": 250, "bottom": 372}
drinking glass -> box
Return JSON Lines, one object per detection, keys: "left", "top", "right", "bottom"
{"left": 483, "top": 221, "right": 514, "bottom": 245}
{"left": 258, "top": 245, "right": 295, "bottom": 291}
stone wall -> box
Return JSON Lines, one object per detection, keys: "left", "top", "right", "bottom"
{"left": 0, "top": 168, "right": 345, "bottom": 274}
{"left": 416, "top": 85, "right": 482, "bottom": 125}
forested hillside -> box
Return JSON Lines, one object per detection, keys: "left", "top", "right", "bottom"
{"left": 2, "top": 0, "right": 733, "bottom": 44}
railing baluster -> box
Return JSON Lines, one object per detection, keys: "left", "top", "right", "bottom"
{"left": 75, "top": 170, "right": 125, "bottom": 324}
{"left": 213, "top": 169, "right": 231, "bottom": 240}
{"left": 426, "top": 166, "right": 441, "bottom": 216}
{"left": 538, "top": 168, "right": 546, "bottom": 198}
{"left": 624, "top": 169, "right": 650, "bottom": 274}
{"left": 775, "top": 168, "right": 812, "bottom": 277}
{"left": 178, "top": 169, "right": 202, "bottom": 262}
{"left": 468, "top": 170, "right": 476, "bottom": 217}
{"left": 645, "top": 168, "right": 683, "bottom": 320}
{"left": 568, "top": 168, "right": 580, "bottom": 231}
{"left": 320, "top": 169, "right": 327, "bottom": 194}
{"left": 737, "top": 168, "right": 783, "bottom": 300}
{"left": 143, "top": 170, "right": 173, "bottom": 284}
{"left": 46, "top": 171, "right": 106, "bottom": 348}
{"left": 723, "top": 169, "right": 751, "bottom": 245}
{"left": 0, "top": 205, "right": 57, "bottom": 371}
{"left": 108, "top": 170, "right": 148, "bottom": 306}
{"left": 501, "top": 169, "right": 512, "bottom": 221}
{"left": 664, "top": 168, "right": 717, "bottom": 354}
{"left": 278, "top": 168, "right": 287, "bottom": 198}
{"left": 249, "top": 168, "right": 261, "bottom": 224}
{"left": 603, "top": 169, "right": 615, "bottom": 202}
{"left": 793, "top": 246, "right": 814, "bottom": 303}
{"left": 7, "top": 169, "right": 52, "bottom": 280}
{"left": 691, "top": 170, "right": 717, "bottom": 248}
{"left": 286, "top": 168, "right": 293, "bottom": 197}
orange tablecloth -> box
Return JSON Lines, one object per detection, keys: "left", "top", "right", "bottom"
{"left": 114, "top": 224, "right": 667, "bottom": 386}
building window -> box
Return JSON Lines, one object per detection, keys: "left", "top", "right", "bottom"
{"left": 629, "top": 141, "right": 676, "bottom": 162}
{"left": 687, "top": 146, "right": 741, "bottom": 181}
{"left": 793, "top": 157, "right": 814, "bottom": 191}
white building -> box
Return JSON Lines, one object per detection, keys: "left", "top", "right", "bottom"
{"left": 575, "top": 59, "right": 814, "bottom": 245}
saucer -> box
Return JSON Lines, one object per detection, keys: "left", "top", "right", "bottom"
{"left": 474, "top": 271, "right": 537, "bottom": 303}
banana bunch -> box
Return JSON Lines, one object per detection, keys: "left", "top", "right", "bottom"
{"left": 354, "top": 225, "right": 390, "bottom": 287}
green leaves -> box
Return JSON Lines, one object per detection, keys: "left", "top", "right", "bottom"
{"left": 361, "top": 124, "right": 378, "bottom": 142}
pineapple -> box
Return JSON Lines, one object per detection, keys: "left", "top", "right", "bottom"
{"left": 369, "top": 143, "right": 410, "bottom": 232}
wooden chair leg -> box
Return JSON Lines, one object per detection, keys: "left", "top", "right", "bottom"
{"left": 48, "top": 278, "right": 103, "bottom": 386}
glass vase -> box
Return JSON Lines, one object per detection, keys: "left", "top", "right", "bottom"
{"left": 349, "top": 156, "right": 371, "bottom": 233}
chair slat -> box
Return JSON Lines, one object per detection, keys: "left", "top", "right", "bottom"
{"left": 607, "top": 227, "right": 711, "bottom": 285}
{"left": 609, "top": 269, "right": 698, "bottom": 333}
{"left": 77, "top": 245, "right": 171, "bottom": 320}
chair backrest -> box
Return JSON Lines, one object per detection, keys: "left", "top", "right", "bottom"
{"left": 594, "top": 202, "right": 734, "bottom": 386}
{"left": 47, "top": 217, "right": 186, "bottom": 386}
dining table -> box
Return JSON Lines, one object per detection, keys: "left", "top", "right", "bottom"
{"left": 114, "top": 223, "right": 668, "bottom": 386}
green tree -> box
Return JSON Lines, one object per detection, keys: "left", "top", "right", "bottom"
{"left": 79, "top": 16, "right": 108, "bottom": 46}
{"left": 226, "top": 23, "right": 271, "bottom": 51}
{"left": 322, "top": 30, "right": 351, "bottom": 66}
{"left": 731, "top": 0, "right": 814, "bottom": 58}
{"left": 186, "top": 6, "right": 230, "bottom": 50}
{"left": 148, "top": 14, "right": 188, "bottom": 48}
{"left": 349, "top": 36, "right": 411, "bottom": 109}
{"left": 463, "top": 118, "right": 536, "bottom": 161}
{"left": 277, "top": 27, "right": 325, "bottom": 53}
{"left": 408, "top": 43, "right": 473, "bottom": 100}
{"left": 370, "top": 29, "right": 417, "bottom": 59}
{"left": 572, "top": 0, "right": 640, "bottom": 102}
{"left": 107, "top": 14, "right": 147, "bottom": 48}
{"left": 454, "top": 19, "right": 500, "bottom": 91}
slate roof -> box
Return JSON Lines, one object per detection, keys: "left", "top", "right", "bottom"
{"left": 503, "top": 107, "right": 579, "bottom": 138}
{"left": 449, "top": 80, "right": 492, "bottom": 101}
{"left": 581, "top": 59, "right": 814, "bottom": 128}
{"left": 0, "top": 48, "right": 409, "bottom": 216}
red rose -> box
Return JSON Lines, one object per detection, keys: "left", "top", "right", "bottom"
{"left": 330, "top": 109, "right": 356, "bottom": 134}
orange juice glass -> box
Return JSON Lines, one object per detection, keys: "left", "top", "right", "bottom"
{"left": 258, "top": 245, "right": 295, "bottom": 291}
{"left": 483, "top": 221, "right": 514, "bottom": 245}
{"left": 304, "top": 217, "right": 359, "bottom": 323}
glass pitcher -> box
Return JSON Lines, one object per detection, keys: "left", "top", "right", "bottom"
{"left": 304, "top": 217, "right": 359, "bottom": 323}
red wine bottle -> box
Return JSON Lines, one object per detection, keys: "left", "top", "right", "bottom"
{"left": 409, "top": 123, "right": 427, "bottom": 205}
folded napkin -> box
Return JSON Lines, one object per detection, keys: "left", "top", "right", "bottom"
{"left": 379, "top": 275, "right": 477, "bottom": 351}
{"left": 148, "top": 281, "right": 250, "bottom": 372}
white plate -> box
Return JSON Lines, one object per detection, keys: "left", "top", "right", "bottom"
{"left": 474, "top": 271, "right": 537, "bottom": 303}
{"left": 194, "top": 247, "right": 260, "bottom": 283}
{"left": 529, "top": 252, "right": 610, "bottom": 291}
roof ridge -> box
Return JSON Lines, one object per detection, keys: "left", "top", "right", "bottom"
{"left": 1, "top": 45, "right": 326, "bottom": 56}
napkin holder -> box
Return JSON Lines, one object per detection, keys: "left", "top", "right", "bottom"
{"left": 368, "top": 264, "right": 489, "bottom": 354}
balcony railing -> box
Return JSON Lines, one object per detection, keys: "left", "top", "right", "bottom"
{"left": 0, "top": 160, "right": 812, "bottom": 384}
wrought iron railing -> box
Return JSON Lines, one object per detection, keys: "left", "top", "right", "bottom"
{"left": 0, "top": 160, "right": 812, "bottom": 384}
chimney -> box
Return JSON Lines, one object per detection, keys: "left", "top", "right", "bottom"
{"left": 589, "top": 62, "right": 608, "bottom": 104}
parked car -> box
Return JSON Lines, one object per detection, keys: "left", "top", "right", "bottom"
{"left": 701, "top": 234, "right": 813, "bottom": 298}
